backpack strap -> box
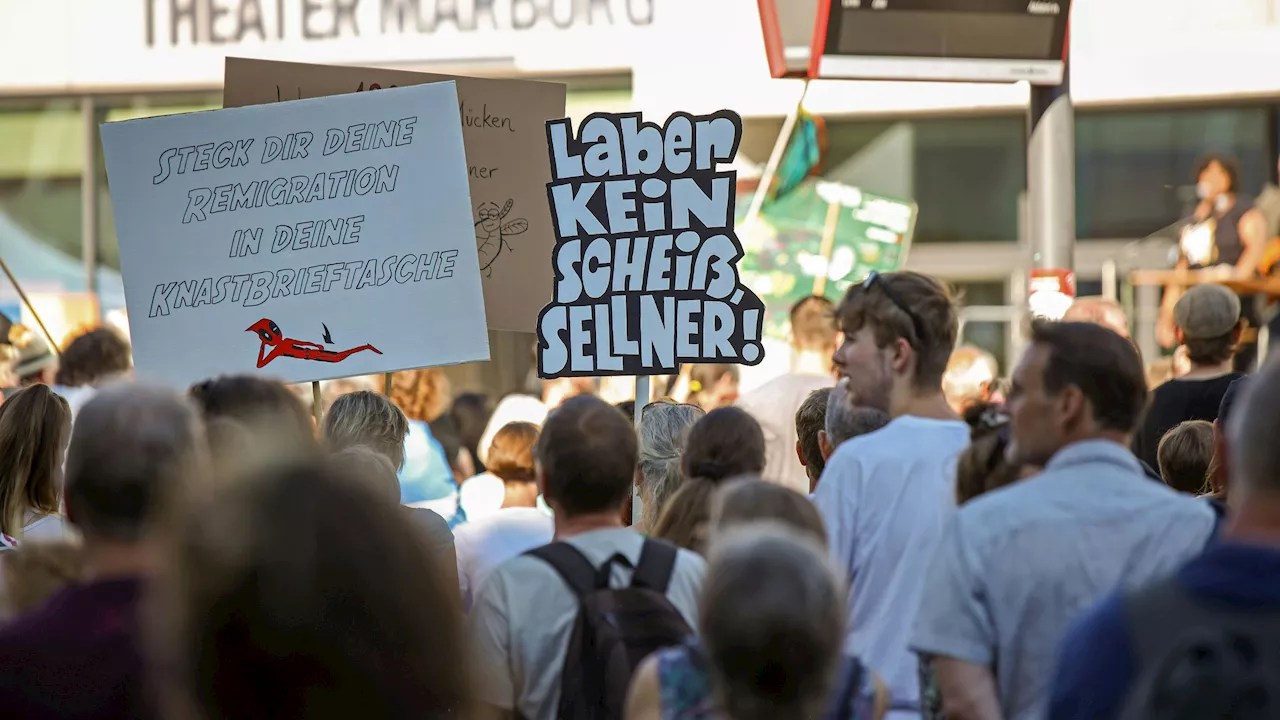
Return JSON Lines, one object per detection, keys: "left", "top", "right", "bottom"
{"left": 630, "top": 539, "right": 678, "bottom": 593}
{"left": 525, "top": 542, "right": 601, "bottom": 599}
{"left": 829, "top": 657, "right": 865, "bottom": 719}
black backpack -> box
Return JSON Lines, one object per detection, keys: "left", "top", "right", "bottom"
{"left": 525, "top": 538, "right": 692, "bottom": 720}
{"left": 1118, "top": 576, "right": 1280, "bottom": 720}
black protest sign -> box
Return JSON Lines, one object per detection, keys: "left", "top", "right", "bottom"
{"left": 536, "top": 111, "right": 765, "bottom": 379}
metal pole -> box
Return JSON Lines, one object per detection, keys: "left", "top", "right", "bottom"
{"left": 1027, "top": 64, "right": 1075, "bottom": 276}
{"left": 632, "top": 375, "right": 649, "bottom": 526}
{"left": 0, "top": 254, "right": 63, "bottom": 359}
{"left": 81, "top": 95, "right": 100, "bottom": 315}
{"left": 1101, "top": 259, "right": 1119, "bottom": 302}
{"left": 741, "top": 80, "right": 810, "bottom": 230}
{"left": 312, "top": 381, "right": 322, "bottom": 425}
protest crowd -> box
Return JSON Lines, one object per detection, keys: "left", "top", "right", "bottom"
{"left": 0, "top": 263, "right": 1275, "bottom": 720}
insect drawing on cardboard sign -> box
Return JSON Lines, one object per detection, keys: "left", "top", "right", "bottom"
{"left": 475, "top": 199, "right": 528, "bottom": 278}
{"left": 247, "top": 318, "right": 381, "bottom": 369}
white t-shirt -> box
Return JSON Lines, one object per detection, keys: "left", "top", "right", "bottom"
{"left": 22, "top": 514, "right": 74, "bottom": 543}
{"left": 476, "top": 395, "right": 548, "bottom": 466}
{"left": 468, "top": 528, "right": 705, "bottom": 720}
{"left": 459, "top": 473, "right": 555, "bottom": 524}
{"left": 736, "top": 372, "right": 834, "bottom": 494}
{"left": 812, "top": 415, "right": 970, "bottom": 719}
{"left": 454, "top": 507, "right": 555, "bottom": 612}
{"left": 459, "top": 472, "right": 506, "bottom": 523}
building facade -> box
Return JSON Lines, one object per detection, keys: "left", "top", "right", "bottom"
{"left": 3, "top": 0, "right": 1280, "bottom": 387}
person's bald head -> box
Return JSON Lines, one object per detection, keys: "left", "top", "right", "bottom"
{"left": 1228, "top": 361, "right": 1280, "bottom": 498}
{"left": 1063, "top": 298, "right": 1130, "bottom": 339}
{"left": 943, "top": 346, "right": 998, "bottom": 414}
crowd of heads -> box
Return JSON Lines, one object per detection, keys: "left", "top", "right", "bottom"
{"left": 1, "top": 260, "right": 1276, "bottom": 720}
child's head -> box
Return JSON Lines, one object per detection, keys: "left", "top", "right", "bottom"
{"left": 1157, "top": 420, "right": 1215, "bottom": 495}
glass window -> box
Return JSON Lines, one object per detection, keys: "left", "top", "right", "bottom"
{"left": 1076, "top": 279, "right": 1103, "bottom": 297}
{"left": 952, "top": 280, "right": 1009, "bottom": 373}
{"left": 822, "top": 114, "right": 1026, "bottom": 243}
{"left": 0, "top": 99, "right": 85, "bottom": 288}
{"left": 1076, "top": 106, "right": 1275, "bottom": 239}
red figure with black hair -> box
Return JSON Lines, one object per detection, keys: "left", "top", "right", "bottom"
{"left": 247, "top": 319, "right": 381, "bottom": 369}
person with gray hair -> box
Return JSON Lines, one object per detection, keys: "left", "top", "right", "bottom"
{"left": 635, "top": 400, "right": 705, "bottom": 532}
{"left": 0, "top": 383, "right": 208, "bottom": 719}
{"left": 811, "top": 384, "right": 889, "bottom": 492}
{"left": 626, "top": 524, "right": 888, "bottom": 720}
{"left": 322, "top": 391, "right": 456, "bottom": 585}
{"left": 824, "top": 382, "right": 891, "bottom": 450}
{"left": 324, "top": 390, "right": 411, "bottom": 470}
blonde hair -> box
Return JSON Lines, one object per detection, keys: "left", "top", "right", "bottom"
{"left": 487, "top": 422, "right": 540, "bottom": 484}
{"left": 1, "top": 540, "right": 84, "bottom": 618}
{"left": 390, "top": 369, "right": 452, "bottom": 423}
{"left": 637, "top": 401, "right": 705, "bottom": 529}
{"left": 0, "top": 385, "right": 70, "bottom": 538}
{"left": 323, "top": 391, "right": 410, "bottom": 470}
{"left": 652, "top": 479, "right": 715, "bottom": 556}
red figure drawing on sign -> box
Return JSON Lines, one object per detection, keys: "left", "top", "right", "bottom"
{"left": 246, "top": 319, "right": 382, "bottom": 369}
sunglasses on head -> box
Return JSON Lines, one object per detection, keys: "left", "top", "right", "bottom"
{"left": 641, "top": 399, "right": 699, "bottom": 416}
{"left": 860, "top": 271, "right": 928, "bottom": 347}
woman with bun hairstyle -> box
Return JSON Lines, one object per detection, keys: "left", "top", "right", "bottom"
{"left": 651, "top": 407, "right": 766, "bottom": 555}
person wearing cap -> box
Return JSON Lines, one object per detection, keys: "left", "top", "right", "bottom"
{"left": 11, "top": 330, "right": 56, "bottom": 388}
{"left": 1132, "top": 284, "right": 1245, "bottom": 473}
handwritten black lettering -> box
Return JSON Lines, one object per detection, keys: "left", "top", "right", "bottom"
{"left": 460, "top": 100, "right": 514, "bottom": 133}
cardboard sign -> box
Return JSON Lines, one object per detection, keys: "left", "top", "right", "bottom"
{"left": 100, "top": 82, "right": 488, "bottom": 387}
{"left": 223, "top": 57, "right": 566, "bottom": 333}
{"left": 536, "top": 111, "right": 766, "bottom": 378}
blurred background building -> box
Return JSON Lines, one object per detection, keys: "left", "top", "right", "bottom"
{"left": 3, "top": 0, "right": 1280, "bottom": 392}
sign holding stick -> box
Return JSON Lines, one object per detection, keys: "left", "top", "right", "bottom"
{"left": 536, "top": 111, "right": 766, "bottom": 379}
{"left": 100, "top": 82, "right": 489, "bottom": 388}
{"left": 223, "top": 58, "right": 566, "bottom": 334}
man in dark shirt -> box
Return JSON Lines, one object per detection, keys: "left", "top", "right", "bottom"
{"left": 1133, "top": 284, "right": 1244, "bottom": 472}
{"left": 0, "top": 384, "right": 206, "bottom": 720}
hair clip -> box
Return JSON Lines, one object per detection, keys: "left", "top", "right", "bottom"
{"left": 979, "top": 407, "right": 1010, "bottom": 431}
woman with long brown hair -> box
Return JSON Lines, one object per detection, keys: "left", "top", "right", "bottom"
{"left": 651, "top": 407, "right": 766, "bottom": 555}
{"left": 0, "top": 385, "right": 72, "bottom": 544}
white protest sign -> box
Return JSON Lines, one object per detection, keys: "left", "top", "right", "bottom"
{"left": 100, "top": 82, "right": 488, "bottom": 388}
{"left": 222, "top": 58, "right": 567, "bottom": 334}
{"left": 536, "top": 111, "right": 766, "bottom": 378}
